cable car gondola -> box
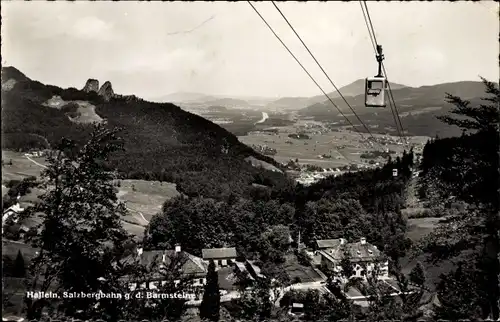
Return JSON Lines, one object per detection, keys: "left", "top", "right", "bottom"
{"left": 365, "top": 44, "right": 387, "bottom": 108}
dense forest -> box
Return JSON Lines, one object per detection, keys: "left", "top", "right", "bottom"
{"left": 143, "top": 78, "right": 500, "bottom": 321}
{"left": 416, "top": 78, "right": 499, "bottom": 320}
{"left": 144, "top": 151, "right": 414, "bottom": 283}
{"left": 1, "top": 67, "right": 289, "bottom": 199}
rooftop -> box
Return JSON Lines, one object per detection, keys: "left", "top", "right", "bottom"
{"left": 315, "top": 238, "right": 344, "bottom": 249}
{"left": 202, "top": 247, "right": 237, "bottom": 260}
{"left": 344, "top": 279, "right": 403, "bottom": 300}
{"left": 123, "top": 249, "right": 207, "bottom": 278}
{"left": 317, "top": 238, "right": 383, "bottom": 262}
{"left": 3, "top": 203, "right": 25, "bottom": 214}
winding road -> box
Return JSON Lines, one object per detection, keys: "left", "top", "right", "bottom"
{"left": 24, "top": 154, "right": 48, "bottom": 169}
{"left": 124, "top": 205, "right": 150, "bottom": 225}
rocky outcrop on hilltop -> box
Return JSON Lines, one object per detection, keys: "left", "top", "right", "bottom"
{"left": 82, "top": 79, "right": 100, "bottom": 93}
{"left": 98, "top": 81, "right": 115, "bottom": 102}
{"left": 82, "top": 78, "right": 137, "bottom": 102}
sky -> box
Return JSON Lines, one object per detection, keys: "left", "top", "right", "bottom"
{"left": 2, "top": 1, "right": 498, "bottom": 99}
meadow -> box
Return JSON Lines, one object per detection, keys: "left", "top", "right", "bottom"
{"left": 1, "top": 150, "right": 180, "bottom": 238}
{"left": 401, "top": 216, "right": 448, "bottom": 291}
{"left": 2, "top": 150, "right": 45, "bottom": 181}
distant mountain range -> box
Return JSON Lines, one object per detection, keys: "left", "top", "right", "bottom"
{"left": 1, "top": 66, "right": 287, "bottom": 198}
{"left": 299, "top": 80, "right": 491, "bottom": 137}
{"left": 308, "top": 79, "right": 408, "bottom": 104}
{"left": 158, "top": 79, "right": 409, "bottom": 111}
{"left": 155, "top": 92, "right": 277, "bottom": 108}
{"left": 155, "top": 91, "right": 218, "bottom": 103}
{"left": 156, "top": 78, "right": 493, "bottom": 138}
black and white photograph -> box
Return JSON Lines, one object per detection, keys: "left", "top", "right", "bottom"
{"left": 1, "top": 1, "right": 499, "bottom": 321}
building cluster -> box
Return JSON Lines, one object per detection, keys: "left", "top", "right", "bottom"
{"left": 123, "top": 246, "right": 240, "bottom": 295}
{"left": 251, "top": 144, "right": 277, "bottom": 156}
{"left": 124, "top": 236, "right": 407, "bottom": 308}
{"left": 313, "top": 237, "right": 389, "bottom": 281}
{"left": 3, "top": 195, "right": 422, "bottom": 311}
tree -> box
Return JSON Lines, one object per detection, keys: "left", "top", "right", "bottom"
{"left": 259, "top": 225, "right": 291, "bottom": 264}
{"left": 200, "top": 260, "right": 220, "bottom": 321}
{"left": 339, "top": 251, "right": 355, "bottom": 280}
{"left": 145, "top": 196, "right": 232, "bottom": 256}
{"left": 437, "top": 77, "right": 499, "bottom": 133}
{"left": 409, "top": 262, "right": 425, "bottom": 286}
{"left": 238, "top": 278, "right": 272, "bottom": 320}
{"left": 280, "top": 289, "right": 353, "bottom": 322}
{"left": 296, "top": 249, "right": 311, "bottom": 267}
{"left": 434, "top": 260, "right": 484, "bottom": 320}
{"left": 22, "top": 125, "right": 133, "bottom": 320}
{"left": 421, "top": 78, "right": 500, "bottom": 320}
{"left": 13, "top": 250, "right": 26, "bottom": 278}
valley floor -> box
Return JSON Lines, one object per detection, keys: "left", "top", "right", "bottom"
{"left": 238, "top": 124, "right": 429, "bottom": 168}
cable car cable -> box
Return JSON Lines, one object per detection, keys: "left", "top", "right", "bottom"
{"left": 247, "top": 1, "right": 362, "bottom": 141}
{"left": 359, "top": 2, "right": 404, "bottom": 146}
{"left": 272, "top": 1, "right": 386, "bottom": 153}
{"left": 359, "top": 3, "right": 403, "bottom": 146}
{"left": 361, "top": 1, "right": 407, "bottom": 147}
{"left": 363, "top": 2, "right": 406, "bottom": 143}
{"left": 247, "top": 1, "right": 369, "bottom": 164}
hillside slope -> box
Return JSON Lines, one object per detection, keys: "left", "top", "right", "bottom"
{"left": 266, "top": 79, "right": 408, "bottom": 111}
{"left": 299, "top": 80, "right": 489, "bottom": 137}
{"left": 309, "top": 79, "right": 408, "bottom": 103}
{"left": 1, "top": 67, "right": 288, "bottom": 198}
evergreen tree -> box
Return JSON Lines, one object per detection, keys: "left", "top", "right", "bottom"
{"left": 13, "top": 250, "right": 26, "bottom": 278}
{"left": 339, "top": 251, "right": 354, "bottom": 280}
{"left": 200, "top": 260, "right": 220, "bottom": 321}
{"left": 409, "top": 262, "right": 425, "bottom": 286}
{"left": 422, "top": 78, "right": 500, "bottom": 320}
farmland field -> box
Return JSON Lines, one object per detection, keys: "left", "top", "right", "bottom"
{"left": 2, "top": 150, "right": 45, "bottom": 182}
{"left": 117, "top": 179, "right": 180, "bottom": 225}
{"left": 1, "top": 150, "right": 180, "bottom": 237}
{"left": 238, "top": 123, "right": 430, "bottom": 168}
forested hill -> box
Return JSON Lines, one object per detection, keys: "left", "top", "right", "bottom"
{"left": 299, "top": 80, "right": 492, "bottom": 137}
{"left": 414, "top": 78, "right": 500, "bottom": 320}
{"left": 1, "top": 66, "right": 289, "bottom": 198}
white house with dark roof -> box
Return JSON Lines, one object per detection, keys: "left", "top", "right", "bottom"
{"left": 124, "top": 245, "right": 208, "bottom": 292}
{"left": 317, "top": 237, "right": 389, "bottom": 280}
{"left": 201, "top": 247, "right": 237, "bottom": 268}
{"left": 2, "top": 196, "right": 26, "bottom": 234}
